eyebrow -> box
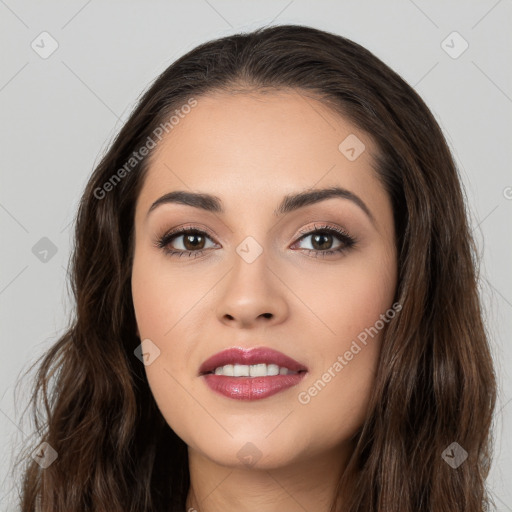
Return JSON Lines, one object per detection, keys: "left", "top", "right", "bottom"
{"left": 147, "top": 186, "right": 375, "bottom": 224}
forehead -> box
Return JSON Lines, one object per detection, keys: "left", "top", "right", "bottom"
{"left": 135, "top": 90, "right": 386, "bottom": 224}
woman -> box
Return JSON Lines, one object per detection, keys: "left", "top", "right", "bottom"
{"left": 17, "top": 24, "right": 496, "bottom": 512}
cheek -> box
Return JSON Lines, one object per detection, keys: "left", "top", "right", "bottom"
{"left": 292, "top": 251, "right": 396, "bottom": 438}
{"left": 292, "top": 246, "right": 396, "bottom": 348}
{"left": 130, "top": 248, "right": 216, "bottom": 421}
{"left": 131, "top": 256, "right": 200, "bottom": 437}
{"left": 131, "top": 247, "right": 206, "bottom": 341}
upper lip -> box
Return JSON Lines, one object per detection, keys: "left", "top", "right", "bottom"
{"left": 199, "top": 347, "right": 308, "bottom": 375}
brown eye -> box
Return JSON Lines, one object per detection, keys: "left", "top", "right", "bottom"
{"left": 309, "top": 232, "right": 336, "bottom": 250}
{"left": 181, "top": 232, "right": 206, "bottom": 251}
{"left": 293, "top": 224, "right": 357, "bottom": 258}
{"left": 156, "top": 228, "right": 218, "bottom": 258}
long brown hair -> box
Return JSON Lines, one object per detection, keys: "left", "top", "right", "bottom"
{"left": 15, "top": 24, "right": 496, "bottom": 511}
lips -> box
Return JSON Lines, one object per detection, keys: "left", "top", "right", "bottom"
{"left": 199, "top": 347, "right": 308, "bottom": 375}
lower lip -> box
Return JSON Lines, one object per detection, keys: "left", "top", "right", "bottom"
{"left": 201, "top": 373, "right": 307, "bottom": 400}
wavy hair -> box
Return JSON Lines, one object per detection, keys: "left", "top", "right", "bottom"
{"left": 15, "top": 24, "right": 496, "bottom": 511}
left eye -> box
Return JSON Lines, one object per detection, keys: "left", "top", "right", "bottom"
{"left": 294, "top": 230, "right": 344, "bottom": 251}
{"left": 290, "top": 225, "right": 357, "bottom": 257}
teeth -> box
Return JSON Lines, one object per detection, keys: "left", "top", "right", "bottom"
{"left": 234, "top": 364, "right": 249, "bottom": 377}
{"left": 211, "top": 363, "right": 299, "bottom": 377}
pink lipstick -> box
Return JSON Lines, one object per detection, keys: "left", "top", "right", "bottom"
{"left": 199, "top": 347, "right": 308, "bottom": 400}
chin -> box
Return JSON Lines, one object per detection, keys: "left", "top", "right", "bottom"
{"left": 188, "top": 433, "right": 307, "bottom": 470}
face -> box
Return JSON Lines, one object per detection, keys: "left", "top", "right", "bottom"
{"left": 131, "top": 90, "right": 397, "bottom": 470}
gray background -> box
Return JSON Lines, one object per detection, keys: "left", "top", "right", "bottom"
{"left": 1, "top": 0, "right": 511, "bottom": 510}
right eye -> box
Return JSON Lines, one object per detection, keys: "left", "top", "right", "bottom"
{"left": 156, "top": 227, "right": 219, "bottom": 258}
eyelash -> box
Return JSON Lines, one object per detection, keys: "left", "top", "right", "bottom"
{"left": 154, "top": 223, "right": 357, "bottom": 259}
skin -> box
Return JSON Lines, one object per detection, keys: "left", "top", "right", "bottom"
{"left": 131, "top": 90, "right": 397, "bottom": 512}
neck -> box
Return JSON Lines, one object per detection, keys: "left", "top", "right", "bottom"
{"left": 185, "top": 443, "right": 353, "bottom": 512}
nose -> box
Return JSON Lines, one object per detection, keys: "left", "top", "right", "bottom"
{"left": 214, "top": 252, "right": 289, "bottom": 329}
